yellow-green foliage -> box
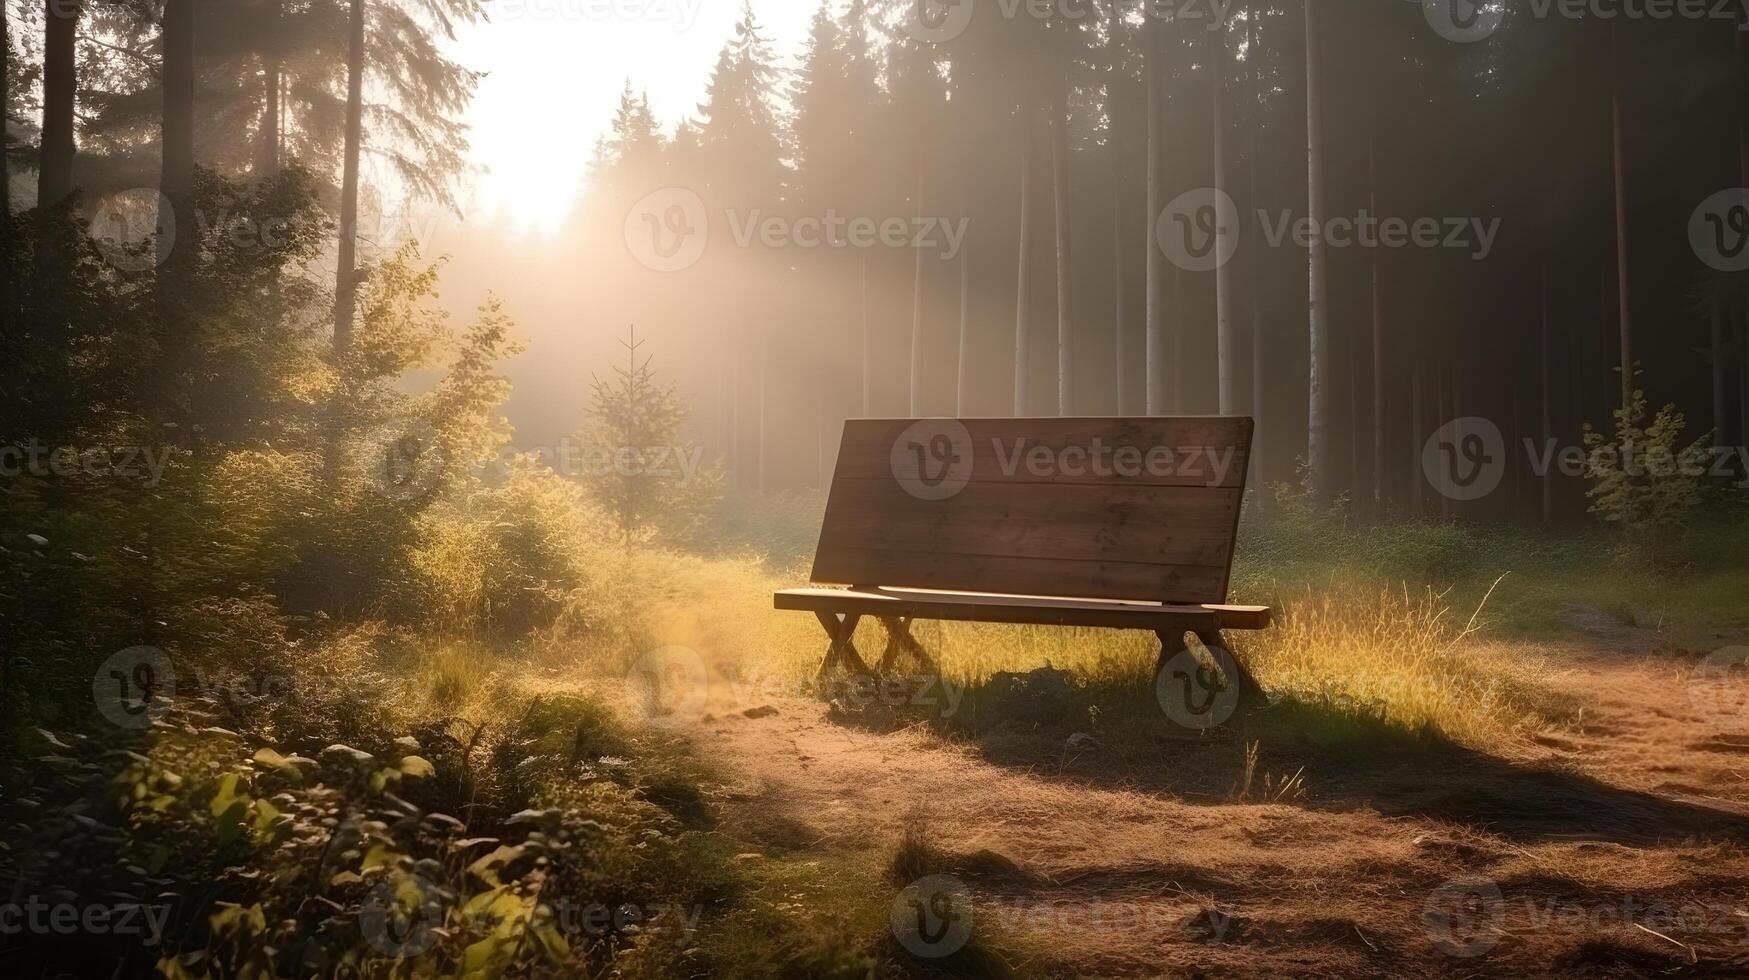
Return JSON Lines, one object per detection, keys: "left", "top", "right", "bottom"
{"left": 409, "top": 456, "right": 619, "bottom": 638}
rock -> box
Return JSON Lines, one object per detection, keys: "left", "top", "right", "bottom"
{"left": 743, "top": 705, "right": 778, "bottom": 719}
{"left": 1066, "top": 732, "right": 1098, "bottom": 750}
{"left": 319, "top": 744, "right": 373, "bottom": 765}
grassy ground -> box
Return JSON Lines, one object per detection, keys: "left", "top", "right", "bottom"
{"left": 615, "top": 497, "right": 1749, "bottom": 750}
{"left": 10, "top": 497, "right": 1747, "bottom": 977}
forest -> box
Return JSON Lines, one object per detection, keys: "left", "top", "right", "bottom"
{"left": 3, "top": 0, "right": 1749, "bottom": 977}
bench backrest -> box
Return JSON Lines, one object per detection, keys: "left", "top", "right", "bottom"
{"left": 812, "top": 417, "right": 1253, "bottom": 605}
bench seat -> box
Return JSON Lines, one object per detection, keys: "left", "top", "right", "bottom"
{"left": 775, "top": 586, "right": 1270, "bottom": 632}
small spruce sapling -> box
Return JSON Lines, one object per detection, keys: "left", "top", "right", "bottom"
{"left": 575, "top": 327, "right": 721, "bottom": 542}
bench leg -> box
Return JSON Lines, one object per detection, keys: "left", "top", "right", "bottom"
{"left": 1193, "top": 629, "right": 1267, "bottom": 711}
{"left": 877, "top": 616, "right": 941, "bottom": 676}
{"left": 1154, "top": 628, "right": 1265, "bottom": 728}
{"left": 814, "top": 611, "right": 870, "bottom": 681}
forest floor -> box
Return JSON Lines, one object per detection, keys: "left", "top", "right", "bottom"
{"left": 628, "top": 617, "right": 1749, "bottom": 978}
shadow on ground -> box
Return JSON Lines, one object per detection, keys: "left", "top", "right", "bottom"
{"left": 821, "top": 669, "right": 1749, "bottom": 847}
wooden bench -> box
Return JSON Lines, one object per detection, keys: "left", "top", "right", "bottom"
{"left": 775, "top": 417, "right": 1271, "bottom": 721}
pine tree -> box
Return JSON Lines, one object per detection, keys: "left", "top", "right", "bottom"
{"left": 590, "top": 80, "right": 666, "bottom": 202}
{"left": 696, "top": 1, "right": 786, "bottom": 209}
{"left": 577, "top": 328, "right": 721, "bottom": 543}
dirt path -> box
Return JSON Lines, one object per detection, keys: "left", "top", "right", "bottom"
{"left": 675, "top": 642, "right": 1749, "bottom": 978}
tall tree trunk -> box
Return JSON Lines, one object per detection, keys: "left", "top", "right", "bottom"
{"left": 333, "top": 0, "right": 366, "bottom": 353}
{"left": 1610, "top": 23, "right": 1632, "bottom": 412}
{"left": 1113, "top": 177, "right": 1126, "bottom": 414}
{"left": 1015, "top": 115, "right": 1034, "bottom": 417}
{"left": 1411, "top": 349, "right": 1424, "bottom": 518}
{"left": 256, "top": 0, "right": 283, "bottom": 179}
{"left": 1739, "top": 27, "right": 1749, "bottom": 463}
{"left": 910, "top": 160, "right": 925, "bottom": 416}
{"left": 1541, "top": 267, "right": 1554, "bottom": 524}
{"left": 860, "top": 252, "right": 871, "bottom": 417}
{"left": 1144, "top": 12, "right": 1166, "bottom": 415}
{"left": 1348, "top": 338, "right": 1360, "bottom": 509}
{"left": 815, "top": 380, "right": 826, "bottom": 488}
{"left": 1599, "top": 256, "right": 1611, "bottom": 421}
{"left": 1711, "top": 298, "right": 1729, "bottom": 447}
{"left": 1213, "top": 28, "right": 1236, "bottom": 416}
{"left": 38, "top": 0, "right": 79, "bottom": 208}
{"left": 1741, "top": 316, "right": 1749, "bottom": 455}
{"left": 1369, "top": 137, "right": 1385, "bottom": 519}
{"left": 1251, "top": 290, "right": 1266, "bottom": 482}
{"left": 1304, "top": 0, "right": 1331, "bottom": 500}
{"left": 1171, "top": 264, "right": 1184, "bottom": 412}
{"left": 1, "top": 0, "right": 11, "bottom": 215}
{"left": 1051, "top": 76, "right": 1075, "bottom": 416}
{"left": 1247, "top": 0, "right": 1264, "bottom": 476}
{"left": 1450, "top": 357, "right": 1463, "bottom": 518}
{"left": 1110, "top": 0, "right": 1126, "bottom": 415}
{"left": 1436, "top": 360, "right": 1450, "bottom": 519}
{"left": 1570, "top": 287, "right": 1585, "bottom": 441}
{"left": 958, "top": 183, "right": 972, "bottom": 417}
{"left": 729, "top": 334, "right": 740, "bottom": 488}
{"left": 158, "top": 0, "right": 195, "bottom": 274}
{"left": 757, "top": 330, "right": 767, "bottom": 493}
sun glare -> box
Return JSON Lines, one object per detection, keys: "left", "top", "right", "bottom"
{"left": 451, "top": 2, "right": 812, "bottom": 235}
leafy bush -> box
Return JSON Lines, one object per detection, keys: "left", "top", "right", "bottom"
{"left": 1581, "top": 373, "right": 1708, "bottom": 566}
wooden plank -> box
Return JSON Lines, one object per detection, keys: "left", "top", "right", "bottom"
{"left": 810, "top": 547, "right": 1229, "bottom": 605}
{"left": 836, "top": 417, "right": 1253, "bottom": 489}
{"left": 775, "top": 587, "right": 1272, "bottom": 631}
{"left": 817, "top": 478, "right": 1237, "bottom": 567}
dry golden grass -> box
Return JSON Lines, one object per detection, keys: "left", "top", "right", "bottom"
{"left": 552, "top": 551, "right": 1572, "bottom": 750}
